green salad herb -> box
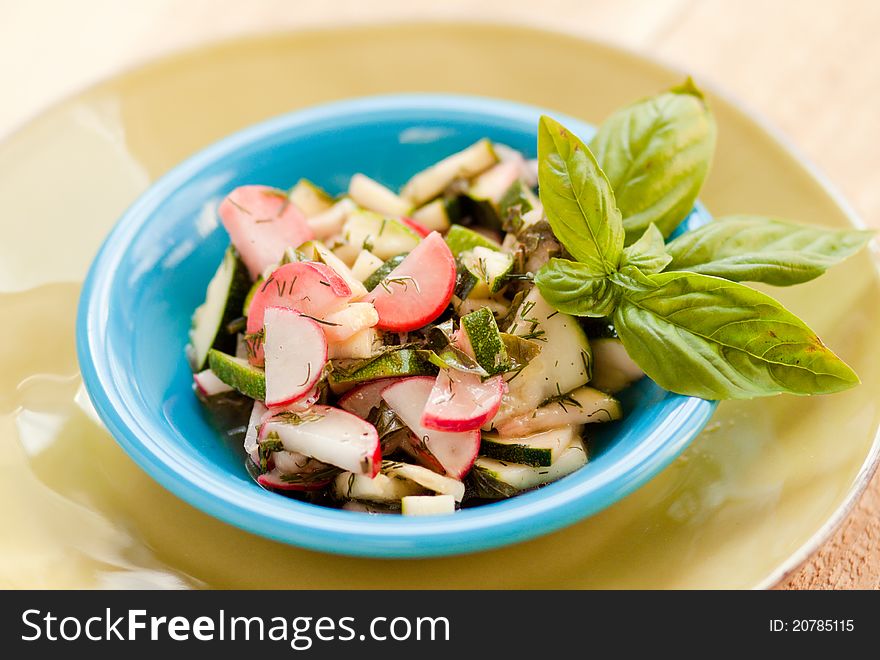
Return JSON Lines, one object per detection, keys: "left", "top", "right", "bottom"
{"left": 535, "top": 81, "right": 873, "bottom": 400}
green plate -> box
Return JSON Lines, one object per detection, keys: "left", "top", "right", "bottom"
{"left": 1, "top": 22, "right": 877, "bottom": 589}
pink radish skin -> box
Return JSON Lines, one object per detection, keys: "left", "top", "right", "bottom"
{"left": 421, "top": 370, "right": 506, "bottom": 432}
{"left": 381, "top": 376, "right": 480, "bottom": 479}
{"left": 260, "top": 405, "right": 381, "bottom": 478}
{"left": 263, "top": 307, "right": 327, "bottom": 407}
{"left": 219, "top": 185, "right": 313, "bottom": 279}
{"left": 263, "top": 385, "right": 321, "bottom": 418}
{"left": 338, "top": 377, "right": 401, "bottom": 419}
{"left": 365, "top": 231, "right": 455, "bottom": 332}
{"left": 245, "top": 261, "right": 351, "bottom": 365}
{"left": 400, "top": 216, "right": 431, "bottom": 238}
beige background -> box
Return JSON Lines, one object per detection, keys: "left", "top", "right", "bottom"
{"left": 2, "top": 0, "right": 878, "bottom": 589}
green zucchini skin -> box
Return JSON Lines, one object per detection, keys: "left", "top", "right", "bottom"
{"left": 479, "top": 426, "right": 576, "bottom": 467}
{"left": 444, "top": 224, "right": 501, "bottom": 256}
{"left": 207, "top": 349, "right": 266, "bottom": 400}
{"left": 468, "top": 440, "right": 587, "bottom": 499}
{"left": 363, "top": 253, "right": 407, "bottom": 291}
{"left": 188, "top": 248, "right": 250, "bottom": 371}
{"left": 459, "top": 306, "right": 510, "bottom": 376}
{"left": 329, "top": 348, "right": 438, "bottom": 386}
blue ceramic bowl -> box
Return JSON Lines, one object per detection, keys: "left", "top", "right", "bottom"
{"left": 77, "top": 95, "right": 716, "bottom": 558}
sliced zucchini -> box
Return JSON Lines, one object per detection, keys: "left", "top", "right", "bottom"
{"left": 495, "top": 386, "right": 621, "bottom": 437}
{"left": 401, "top": 139, "right": 498, "bottom": 205}
{"left": 329, "top": 348, "right": 438, "bottom": 386}
{"left": 348, "top": 173, "right": 412, "bottom": 217}
{"left": 401, "top": 495, "right": 456, "bottom": 516}
{"left": 207, "top": 349, "right": 266, "bottom": 400}
{"left": 333, "top": 472, "right": 426, "bottom": 503}
{"left": 480, "top": 426, "right": 577, "bottom": 467}
{"left": 296, "top": 240, "right": 367, "bottom": 299}
{"left": 382, "top": 461, "right": 465, "bottom": 501}
{"left": 497, "top": 287, "right": 592, "bottom": 423}
{"left": 470, "top": 161, "right": 521, "bottom": 202}
{"left": 461, "top": 161, "right": 523, "bottom": 229}
{"left": 342, "top": 209, "right": 421, "bottom": 260}
{"left": 187, "top": 248, "right": 250, "bottom": 371}
{"left": 363, "top": 253, "right": 407, "bottom": 291}
{"left": 454, "top": 261, "right": 478, "bottom": 300}
{"left": 453, "top": 296, "right": 510, "bottom": 318}
{"left": 289, "top": 178, "right": 334, "bottom": 217}
{"left": 498, "top": 179, "right": 540, "bottom": 225}
{"left": 444, "top": 224, "right": 501, "bottom": 256}
{"left": 350, "top": 249, "right": 384, "bottom": 282}
{"left": 411, "top": 198, "right": 452, "bottom": 232}
{"left": 458, "top": 306, "right": 509, "bottom": 375}
{"left": 470, "top": 439, "right": 587, "bottom": 497}
{"left": 459, "top": 247, "right": 514, "bottom": 296}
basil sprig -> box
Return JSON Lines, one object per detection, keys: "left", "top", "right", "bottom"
{"left": 534, "top": 87, "right": 870, "bottom": 400}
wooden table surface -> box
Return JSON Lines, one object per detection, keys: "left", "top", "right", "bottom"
{"left": 2, "top": 0, "right": 878, "bottom": 589}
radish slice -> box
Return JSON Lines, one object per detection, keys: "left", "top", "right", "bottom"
{"left": 381, "top": 377, "right": 480, "bottom": 479}
{"left": 365, "top": 231, "right": 456, "bottom": 332}
{"left": 245, "top": 261, "right": 351, "bottom": 365}
{"left": 263, "top": 307, "right": 327, "bottom": 407}
{"left": 244, "top": 401, "right": 268, "bottom": 462}
{"left": 400, "top": 216, "right": 431, "bottom": 238}
{"left": 421, "top": 370, "right": 506, "bottom": 432}
{"left": 263, "top": 385, "right": 321, "bottom": 417}
{"left": 218, "top": 185, "right": 313, "bottom": 279}
{"left": 338, "top": 377, "right": 401, "bottom": 419}
{"left": 246, "top": 262, "right": 352, "bottom": 334}
{"left": 321, "top": 302, "right": 379, "bottom": 343}
{"left": 260, "top": 405, "right": 381, "bottom": 477}
{"left": 193, "top": 369, "right": 233, "bottom": 396}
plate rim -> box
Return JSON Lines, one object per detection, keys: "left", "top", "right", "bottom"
{"left": 4, "top": 19, "right": 878, "bottom": 584}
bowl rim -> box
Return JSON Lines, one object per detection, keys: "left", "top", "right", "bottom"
{"left": 76, "top": 93, "right": 717, "bottom": 558}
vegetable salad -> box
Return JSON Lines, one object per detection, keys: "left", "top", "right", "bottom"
{"left": 188, "top": 80, "right": 870, "bottom": 515}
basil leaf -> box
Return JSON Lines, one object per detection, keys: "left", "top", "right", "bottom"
{"left": 535, "top": 258, "right": 619, "bottom": 317}
{"left": 664, "top": 215, "right": 874, "bottom": 285}
{"left": 621, "top": 224, "right": 672, "bottom": 275}
{"left": 613, "top": 271, "right": 859, "bottom": 399}
{"left": 590, "top": 78, "right": 717, "bottom": 243}
{"left": 537, "top": 115, "right": 624, "bottom": 275}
